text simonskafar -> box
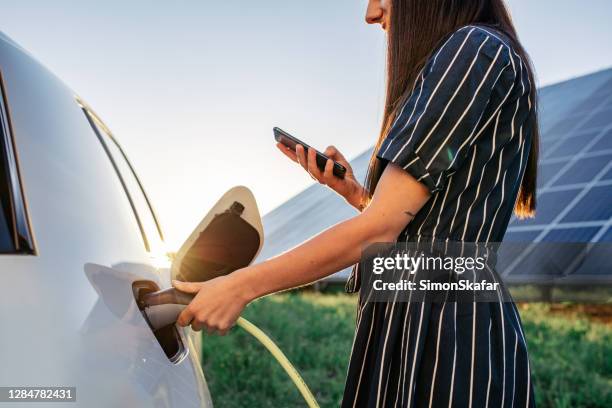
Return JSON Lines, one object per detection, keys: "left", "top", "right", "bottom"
{"left": 372, "top": 279, "right": 500, "bottom": 291}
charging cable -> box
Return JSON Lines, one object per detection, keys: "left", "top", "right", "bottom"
{"left": 141, "top": 288, "right": 320, "bottom": 407}
{"left": 236, "top": 317, "right": 320, "bottom": 408}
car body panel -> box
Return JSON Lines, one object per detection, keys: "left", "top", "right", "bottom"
{"left": 0, "top": 32, "right": 215, "bottom": 406}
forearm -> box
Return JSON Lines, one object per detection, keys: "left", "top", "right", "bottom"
{"left": 233, "top": 210, "right": 390, "bottom": 300}
{"left": 232, "top": 164, "right": 430, "bottom": 303}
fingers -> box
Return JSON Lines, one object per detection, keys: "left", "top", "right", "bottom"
{"left": 295, "top": 144, "right": 308, "bottom": 172}
{"left": 176, "top": 307, "right": 194, "bottom": 327}
{"left": 307, "top": 147, "right": 323, "bottom": 181}
{"left": 276, "top": 142, "right": 298, "bottom": 162}
{"left": 324, "top": 145, "right": 351, "bottom": 168}
{"left": 172, "top": 280, "right": 202, "bottom": 294}
{"left": 184, "top": 312, "right": 233, "bottom": 336}
{"left": 177, "top": 302, "right": 235, "bottom": 335}
{"left": 323, "top": 157, "right": 334, "bottom": 179}
{"left": 324, "top": 145, "right": 344, "bottom": 161}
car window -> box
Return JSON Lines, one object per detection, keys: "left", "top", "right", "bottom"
{"left": 82, "top": 106, "right": 165, "bottom": 254}
{"left": 0, "top": 175, "right": 13, "bottom": 252}
{"left": 0, "top": 75, "right": 35, "bottom": 254}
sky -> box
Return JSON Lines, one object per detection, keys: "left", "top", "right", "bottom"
{"left": 0, "top": 0, "right": 610, "bottom": 250}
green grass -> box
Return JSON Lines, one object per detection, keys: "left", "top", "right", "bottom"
{"left": 201, "top": 293, "right": 612, "bottom": 407}
{"left": 519, "top": 304, "right": 612, "bottom": 408}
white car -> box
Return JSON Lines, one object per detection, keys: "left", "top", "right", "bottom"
{"left": 0, "top": 31, "right": 264, "bottom": 407}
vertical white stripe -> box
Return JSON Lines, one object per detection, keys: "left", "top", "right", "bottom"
{"left": 351, "top": 303, "right": 377, "bottom": 408}
{"left": 416, "top": 189, "right": 441, "bottom": 237}
{"left": 393, "top": 306, "right": 410, "bottom": 408}
{"left": 468, "top": 299, "right": 477, "bottom": 407}
{"left": 465, "top": 74, "right": 515, "bottom": 148}
{"left": 391, "top": 28, "right": 478, "bottom": 162}
{"left": 377, "top": 285, "right": 402, "bottom": 408}
{"left": 494, "top": 265, "right": 506, "bottom": 407}
{"left": 382, "top": 27, "right": 474, "bottom": 158}
{"left": 400, "top": 312, "right": 414, "bottom": 407}
{"left": 475, "top": 26, "right": 533, "bottom": 111}
{"left": 511, "top": 333, "right": 518, "bottom": 408}
{"left": 431, "top": 54, "right": 513, "bottom": 179}
{"left": 476, "top": 146, "right": 504, "bottom": 242}
{"left": 525, "top": 358, "right": 531, "bottom": 408}
{"left": 485, "top": 319, "right": 492, "bottom": 408}
{"left": 508, "top": 303, "right": 533, "bottom": 407}
{"left": 447, "top": 146, "right": 478, "bottom": 237}
{"left": 431, "top": 177, "right": 454, "bottom": 239}
{"left": 461, "top": 112, "right": 501, "bottom": 240}
{"left": 447, "top": 303, "right": 458, "bottom": 408}
{"left": 394, "top": 266, "right": 417, "bottom": 407}
{"left": 432, "top": 26, "right": 473, "bottom": 66}
{"left": 411, "top": 36, "right": 491, "bottom": 157}
{"left": 406, "top": 303, "right": 426, "bottom": 407}
{"left": 486, "top": 168, "right": 508, "bottom": 242}
{"left": 388, "top": 65, "right": 427, "bottom": 129}
{"left": 348, "top": 296, "right": 369, "bottom": 360}
{"left": 419, "top": 44, "right": 505, "bottom": 169}
{"left": 427, "top": 302, "right": 448, "bottom": 408}
{"left": 381, "top": 71, "right": 426, "bottom": 157}
{"left": 447, "top": 62, "right": 515, "bottom": 171}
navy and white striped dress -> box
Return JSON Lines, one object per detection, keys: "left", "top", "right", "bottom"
{"left": 343, "top": 25, "right": 536, "bottom": 407}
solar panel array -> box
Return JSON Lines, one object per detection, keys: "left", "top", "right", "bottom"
{"left": 504, "top": 71, "right": 612, "bottom": 245}
{"left": 259, "top": 68, "right": 612, "bottom": 285}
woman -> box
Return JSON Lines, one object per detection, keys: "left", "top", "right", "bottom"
{"left": 175, "top": 0, "right": 538, "bottom": 406}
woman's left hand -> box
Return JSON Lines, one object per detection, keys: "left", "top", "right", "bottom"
{"left": 173, "top": 275, "right": 252, "bottom": 335}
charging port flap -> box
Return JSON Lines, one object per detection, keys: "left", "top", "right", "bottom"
{"left": 171, "top": 186, "right": 264, "bottom": 284}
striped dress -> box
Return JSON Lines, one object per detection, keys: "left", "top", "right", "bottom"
{"left": 343, "top": 25, "right": 536, "bottom": 407}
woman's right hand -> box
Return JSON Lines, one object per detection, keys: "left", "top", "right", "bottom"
{"left": 276, "top": 142, "right": 366, "bottom": 211}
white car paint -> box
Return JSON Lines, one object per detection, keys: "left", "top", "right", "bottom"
{"left": 0, "top": 31, "right": 259, "bottom": 407}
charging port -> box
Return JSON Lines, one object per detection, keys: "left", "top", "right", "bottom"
{"left": 133, "top": 280, "right": 187, "bottom": 364}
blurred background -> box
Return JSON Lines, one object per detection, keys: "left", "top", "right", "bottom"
{"left": 1, "top": 1, "right": 610, "bottom": 407}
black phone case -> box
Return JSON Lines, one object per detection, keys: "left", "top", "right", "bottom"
{"left": 273, "top": 127, "right": 346, "bottom": 179}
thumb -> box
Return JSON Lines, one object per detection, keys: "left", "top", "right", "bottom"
{"left": 172, "top": 280, "right": 202, "bottom": 294}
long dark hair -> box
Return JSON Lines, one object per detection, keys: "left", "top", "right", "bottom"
{"left": 364, "top": 0, "right": 538, "bottom": 218}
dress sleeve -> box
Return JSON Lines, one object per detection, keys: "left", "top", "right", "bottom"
{"left": 377, "top": 26, "right": 515, "bottom": 193}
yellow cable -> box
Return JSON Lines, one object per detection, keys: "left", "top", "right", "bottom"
{"left": 236, "top": 317, "right": 320, "bottom": 408}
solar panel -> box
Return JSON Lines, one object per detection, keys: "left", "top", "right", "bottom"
{"left": 553, "top": 154, "right": 612, "bottom": 185}
{"left": 260, "top": 68, "right": 612, "bottom": 289}
{"left": 588, "top": 108, "right": 612, "bottom": 129}
{"left": 537, "top": 161, "right": 566, "bottom": 187}
{"left": 546, "top": 130, "right": 600, "bottom": 158}
{"left": 546, "top": 114, "right": 583, "bottom": 137}
{"left": 541, "top": 227, "right": 600, "bottom": 242}
{"left": 599, "top": 228, "right": 612, "bottom": 242}
{"left": 562, "top": 186, "right": 612, "bottom": 222}
{"left": 516, "top": 188, "right": 580, "bottom": 226}
{"left": 503, "top": 230, "right": 542, "bottom": 242}
{"left": 574, "top": 99, "right": 607, "bottom": 115}
{"left": 588, "top": 128, "right": 612, "bottom": 152}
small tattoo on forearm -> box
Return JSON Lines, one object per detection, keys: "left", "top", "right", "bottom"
{"left": 404, "top": 211, "right": 415, "bottom": 218}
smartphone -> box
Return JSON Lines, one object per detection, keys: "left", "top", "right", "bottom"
{"left": 273, "top": 127, "right": 346, "bottom": 179}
